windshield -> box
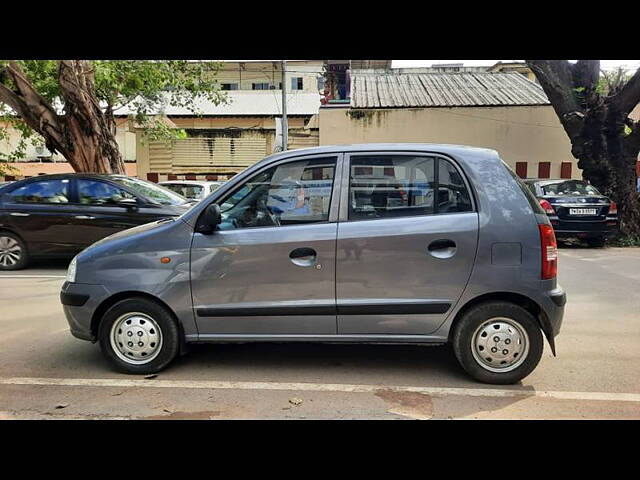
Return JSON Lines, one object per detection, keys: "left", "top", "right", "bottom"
{"left": 540, "top": 180, "right": 601, "bottom": 196}
{"left": 163, "top": 183, "right": 205, "bottom": 200}
{"left": 112, "top": 177, "right": 188, "bottom": 205}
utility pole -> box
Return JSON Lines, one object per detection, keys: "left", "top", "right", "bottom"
{"left": 281, "top": 60, "right": 288, "bottom": 151}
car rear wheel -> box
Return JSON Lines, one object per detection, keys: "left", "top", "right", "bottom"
{"left": 98, "top": 297, "right": 180, "bottom": 374}
{"left": 452, "top": 301, "right": 543, "bottom": 384}
{"left": 0, "top": 232, "right": 28, "bottom": 270}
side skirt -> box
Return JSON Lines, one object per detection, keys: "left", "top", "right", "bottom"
{"left": 185, "top": 334, "right": 448, "bottom": 345}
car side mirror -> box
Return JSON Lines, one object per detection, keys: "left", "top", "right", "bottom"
{"left": 117, "top": 198, "right": 139, "bottom": 210}
{"left": 196, "top": 203, "right": 221, "bottom": 234}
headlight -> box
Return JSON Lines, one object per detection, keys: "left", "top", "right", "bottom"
{"left": 66, "top": 256, "right": 77, "bottom": 283}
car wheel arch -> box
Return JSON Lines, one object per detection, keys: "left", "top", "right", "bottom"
{"left": 0, "top": 227, "right": 26, "bottom": 247}
{"left": 90, "top": 291, "right": 187, "bottom": 353}
{"left": 448, "top": 291, "right": 553, "bottom": 353}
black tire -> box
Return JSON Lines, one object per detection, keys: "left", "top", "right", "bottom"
{"left": 98, "top": 297, "right": 180, "bottom": 375}
{"left": 587, "top": 236, "right": 606, "bottom": 248}
{"left": 452, "top": 301, "right": 544, "bottom": 385}
{"left": 0, "top": 231, "right": 29, "bottom": 270}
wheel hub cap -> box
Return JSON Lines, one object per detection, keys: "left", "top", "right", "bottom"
{"left": 0, "top": 236, "right": 21, "bottom": 267}
{"left": 471, "top": 317, "right": 529, "bottom": 373}
{"left": 110, "top": 313, "right": 162, "bottom": 365}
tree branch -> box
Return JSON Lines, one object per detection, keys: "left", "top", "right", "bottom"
{"left": 572, "top": 60, "right": 600, "bottom": 91}
{"left": 526, "top": 60, "right": 585, "bottom": 139}
{"left": 613, "top": 67, "right": 640, "bottom": 114}
{"left": 0, "top": 62, "right": 67, "bottom": 155}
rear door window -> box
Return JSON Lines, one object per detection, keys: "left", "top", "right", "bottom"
{"left": 348, "top": 155, "right": 472, "bottom": 220}
{"left": 8, "top": 179, "right": 70, "bottom": 204}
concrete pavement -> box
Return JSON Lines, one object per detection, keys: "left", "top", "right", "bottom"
{"left": 0, "top": 247, "right": 638, "bottom": 419}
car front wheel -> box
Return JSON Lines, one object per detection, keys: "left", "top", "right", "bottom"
{"left": 98, "top": 297, "right": 180, "bottom": 374}
{"left": 452, "top": 301, "right": 544, "bottom": 384}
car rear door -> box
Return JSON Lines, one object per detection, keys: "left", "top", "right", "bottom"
{"left": 190, "top": 154, "right": 341, "bottom": 336}
{"left": 336, "top": 152, "right": 479, "bottom": 335}
{"left": 2, "top": 177, "right": 79, "bottom": 255}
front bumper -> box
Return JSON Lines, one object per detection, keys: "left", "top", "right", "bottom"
{"left": 61, "top": 281, "right": 111, "bottom": 342}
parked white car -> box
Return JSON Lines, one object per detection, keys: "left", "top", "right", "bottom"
{"left": 159, "top": 180, "right": 225, "bottom": 202}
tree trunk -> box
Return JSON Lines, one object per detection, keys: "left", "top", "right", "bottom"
{"left": 57, "top": 61, "right": 125, "bottom": 174}
{"left": 0, "top": 61, "right": 125, "bottom": 174}
{"left": 527, "top": 60, "right": 640, "bottom": 238}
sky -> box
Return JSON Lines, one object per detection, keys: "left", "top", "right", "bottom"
{"left": 392, "top": 60, "right": 640, "bottom": 70}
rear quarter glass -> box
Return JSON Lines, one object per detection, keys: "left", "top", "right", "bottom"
{"left": 501, "top": 161, "right": 546, "bottom": 215}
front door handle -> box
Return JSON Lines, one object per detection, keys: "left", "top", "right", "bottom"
{"left": 9, "top": 212, "right": 30, "bottom": 217}
{"left": 289, "top": 247, "right": 317, "bottom": 267}
{"left": 74, "top": 215, "right": 95, "bottom": 220}
{"left": 428, "top": 239, "right": 457, "bottom": 259}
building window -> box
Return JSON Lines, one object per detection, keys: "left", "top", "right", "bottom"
{"left": 291, "top": 77, "right": 303, "bottom": 90}
{"left": 538, "top": 162, "right": 551, "bottom": 179}
{"left": 515, "top": 162, "right": 528, "bottom": 179}
{"left": 560, "top": 162, "right": 572, "bottom": 179}
{"left": 221, "top": 83, "right": 238, "bottom": 91}
{"left": 252, "top": 82, "right": 270, "bottom": 90}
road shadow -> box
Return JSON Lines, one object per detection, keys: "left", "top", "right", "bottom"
{"left": 26, "top": 258, "right": 72, "bottom": 270}
{"left": 167, "top": 342, "right": 536, "bottom": 418}
{"left": 557, "top": 238, "right": 611, "bottom": 250}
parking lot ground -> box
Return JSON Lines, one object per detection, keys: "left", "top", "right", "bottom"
{"left": 0, "top": 246, "right": 639, "bottom": 419}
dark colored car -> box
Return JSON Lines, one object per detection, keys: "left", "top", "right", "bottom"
{"left": 524, "top": 178, "right": 618, "bottom": 247}
{"left": 0, "top": 174, "right": 191, "bottom": 270}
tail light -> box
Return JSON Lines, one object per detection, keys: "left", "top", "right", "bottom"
{"left": 539, "top": 199, "right": 555, "bottom": 215}
{"left": 539, "top": 224, "right": 558, "bottom": 280}
{"left": 608, "top": 201, "right": 617, "bottom": 215}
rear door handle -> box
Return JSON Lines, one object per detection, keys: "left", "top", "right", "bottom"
{"left": 74, "top": 215, "right": 95, "bottom": 220}
{"left": 9, "top": 212, "right": 30, "bottom": 217}
{"left": 428, "top": 239, "right": 457, "bottom": 259}
{"left": 289, "top": 247, "right": 318, "bottom": 267}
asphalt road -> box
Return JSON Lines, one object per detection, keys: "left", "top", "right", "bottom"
{"left": 0, "top": 246, "right": 639, "bottom": 420}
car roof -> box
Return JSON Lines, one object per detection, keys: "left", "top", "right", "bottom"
{"left": 271, "top": 143, "right": 497, "bottom": 157}
{"left": 159, "top": 180, "right": 223, "bottom": 185}
{"left": 9, "top": 173, "right": 135, "bottom": 182}
{"left": 526, "top": 178, "right": 587, "bottom": 185}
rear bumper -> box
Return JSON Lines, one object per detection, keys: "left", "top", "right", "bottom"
{"left": 551, "top": 218, "right": 618, "bottom": 238}
{"left": 537, "top": 286, "right": 566, "bottom": 355}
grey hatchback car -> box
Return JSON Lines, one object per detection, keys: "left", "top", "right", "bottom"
{"left": 60, "top": 144, "right": 566, "bottom": 384}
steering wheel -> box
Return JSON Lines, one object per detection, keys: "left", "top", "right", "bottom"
{"left": 256, "top": 195, "right": 280, "bottom": 227}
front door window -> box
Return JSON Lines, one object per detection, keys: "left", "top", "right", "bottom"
{"left": 218, "top": 158, "right": 336, "bottom": 230}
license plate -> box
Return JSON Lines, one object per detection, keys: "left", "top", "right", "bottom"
{"left": 569, "top": 208, "right": 597, "bottom": 215}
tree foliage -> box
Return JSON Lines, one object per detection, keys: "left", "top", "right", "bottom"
{"left": 526, "top": 60, "right": 640, "bottom": 238}
{"left": 0, "top": 60, "right": 226, "bottom": 174}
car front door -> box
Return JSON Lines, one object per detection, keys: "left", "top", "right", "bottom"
{"left": 336, "top": 152, "right": 479, "bottom": 335}
{"left": 190, "top": 155, "right": 341, "bottom": 336}
{"left": 69, "top": 178, "right": 163, "bottom": 246}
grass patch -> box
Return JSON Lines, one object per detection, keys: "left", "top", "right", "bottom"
{"left": 608, "top": 234, "right": 640, "bottom": 247}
